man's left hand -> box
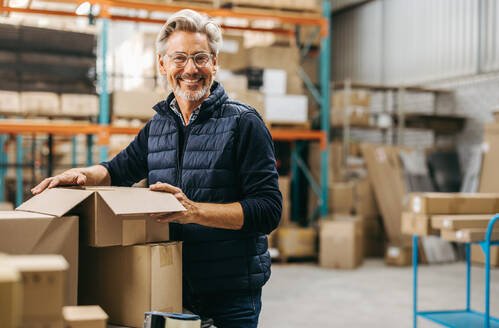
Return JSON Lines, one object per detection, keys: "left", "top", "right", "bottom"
{"left": 149, "top": 181, "right": 201, "bottom": 224}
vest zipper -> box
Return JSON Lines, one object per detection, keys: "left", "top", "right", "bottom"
{"left": 176, "top": 124, "right": 192, "bottom": 188}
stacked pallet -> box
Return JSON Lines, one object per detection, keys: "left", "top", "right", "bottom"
{"left": 402, "top": 192, "right": 499, "bottom": 266}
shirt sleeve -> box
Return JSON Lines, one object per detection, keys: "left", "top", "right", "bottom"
{"left": 237, "top": 110, "right": 282, "bottom": 234}
{"left": 100, "top": 120, "right": 151, "bottom": 186}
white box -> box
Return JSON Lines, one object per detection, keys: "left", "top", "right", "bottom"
{"left": 60, "top": 94, "right": 99, "bottom": 117}
{"left": 0, "top": 91, "right": 21, "bottom": 114}
{"left": 20, "top": 92, "right": 60, "bottom": 116}
{"left": 264, "top": 94, "right": 308, "bottom": 123}
{"left": 261, "top": 69, "right": 286, "bottom": 95}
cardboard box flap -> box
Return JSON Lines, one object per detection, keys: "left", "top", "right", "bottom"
{"left": 16, "top": 188, "right": 93, "bottom": 217}
{"left": 96, "top": 189, "right": 186, "bottom": 215}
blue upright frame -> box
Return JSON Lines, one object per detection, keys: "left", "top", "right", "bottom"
{"left": 413, "top": 214, "right": 499, "bottom": 328}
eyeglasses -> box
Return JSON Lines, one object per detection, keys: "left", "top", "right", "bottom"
{"left": 166, "top": 52, "right": 213, "bottom": 68}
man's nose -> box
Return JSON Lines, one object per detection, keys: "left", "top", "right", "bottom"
{"left": 183, "top": 57, "right": 198, "bottom": 73}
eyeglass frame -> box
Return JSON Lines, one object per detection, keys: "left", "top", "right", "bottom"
{"left": 165, "top": 51, "right": 215, "bottom": 68}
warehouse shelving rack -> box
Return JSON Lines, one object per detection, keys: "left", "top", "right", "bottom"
{"left": 412, "top": 214, "right": 499, "bottom": 328}
{"left": 0, "top": 0, "right": 332, "bottom": 214}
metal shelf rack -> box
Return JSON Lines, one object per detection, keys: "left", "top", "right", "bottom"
{"left": 0, "top": 0, "right": 331, "bottom": 215}
{"left": 413, "top": 214, "right": 499, "bottom": 328}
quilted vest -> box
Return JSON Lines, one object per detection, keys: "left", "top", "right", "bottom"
{"left": 148, "top": 82, "right": 271, "bottom": 294}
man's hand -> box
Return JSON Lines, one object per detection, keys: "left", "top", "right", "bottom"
{"left": 149, "top": 181, "right": 201, "bottom": 224}
{"left": 31, "top": 168, "right": 87, "bottom": 195}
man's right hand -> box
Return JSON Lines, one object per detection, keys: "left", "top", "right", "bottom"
{"left": 31, "top": 168, "right": 88, "bottom": 195}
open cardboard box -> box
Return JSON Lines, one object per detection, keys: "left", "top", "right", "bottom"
{"left": 17, "top": 186, "right": 185, "bottom": 247}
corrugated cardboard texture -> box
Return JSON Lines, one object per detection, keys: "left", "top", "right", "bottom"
{"left": 479, "top": 122, "right": 499, "bottom": 192}
{"left": 122, "top": 219, "right": 146, "bottom": 246}
{"left": 0, "top": 213, "right": 78, "bottom": 306}
{"left": 319, "top": 218, "right": 363, "bottom": 269}
{"left": 361, "top": 144, "right": 410, "bottom": 245}
{"left": 79, "top": 242, "right": 182, "bottom": 328}
{"left": 471, "top": 244, "right": 499, "bottom": 267}
{"left": 401, "top": 212, "right": 438, "bottom": 236}
{"left": 16, "top": 188, "right": 93, "bottom": 217}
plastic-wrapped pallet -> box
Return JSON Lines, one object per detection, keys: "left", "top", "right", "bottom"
{"left": 20, "top": 91, "right": 60, "bottom": 116}
{"left": 60, "top": 94, "right": 99, "bottom": 117}
{"left": 0, "top": 91, "right": 20, "bottom": 114}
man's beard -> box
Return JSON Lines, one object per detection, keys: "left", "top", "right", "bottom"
{"left": 159, "top": 73, "right": 212, "bottom": 101}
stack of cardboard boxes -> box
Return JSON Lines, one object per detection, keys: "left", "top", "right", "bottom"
{"left": 331, "top": 90, "right": 371, "bottom": 127}
{"left": 0, "top": 186, "right": 186, "bottom": 327}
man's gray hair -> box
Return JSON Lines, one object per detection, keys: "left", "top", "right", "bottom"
{"left": 156, "top": 9, "right": 223, "bottom": 56}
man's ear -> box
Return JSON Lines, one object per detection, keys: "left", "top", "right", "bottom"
{"left": 212, "top": 54, "right": 218, "bottom": 75}
{"left": 158, "top": 54, "right": 167, "bottom": 74}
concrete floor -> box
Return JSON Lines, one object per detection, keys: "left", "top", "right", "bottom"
{"left": 260, "top": 259, "right": 499, "bottom": 328}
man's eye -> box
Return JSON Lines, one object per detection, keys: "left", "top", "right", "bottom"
{"left": 195, "top": 54, "right": 209, "bottom": 63}
{"left": 173, "top": 55, "right": 187, "bottom": 62}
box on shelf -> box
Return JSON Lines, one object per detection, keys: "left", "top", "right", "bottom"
{"left": 409, "top": 192, "right": 499, "bottom": 215}
{"left": 261, "top": 69, "right": 286, "bottom": 94}
{"left": 385, "top": 244, "right": 412, "bottom": 266}
{"left": 471, "top": 244, "right": 499, "bottom": 267}
{"left": 218, "top": 34, "right": 247, "bottom": 71}
{"left": 63, "top": 305, "right": 108, "bottom": 328}
{"left": 226, "top": 89, "right": 265, "bottom": 116}
{"left": 0, "top": 90, "right": 20, "bottom": 114}
{"left": 479, "top": 123, "right": 499, "bottom": 193}
{"left": 329, "top": 182, "right": 355, "bottom": 214}
{"left": 278, "top": 176, "right": 291, "bottom": 226}
{"left": 431, "top": 214, "right": 492, "bottom": 230}
{"left": 79, "top": 242, "right": 182, "bottom": 328}
{"left": 218, "top": 72, "right": 248, "bottom": 93}
{"left": 401, "top": 212, "right": 438, "bottom": 236}
{"left": 16, "top": 187, "right": 185, "bottom": 247}
{"left": 332, "top": 90, "right": 371, "bottom": 108}
{"left": 247, "top": 46, "right": 299, "bottom": 73}
{"left": 331, "top": 106, "right": 370, "bottom": 127}
{"left": 60, "top": 94, "right": 99, "bottom": 117}
{"left": 319, "top": 218, "right": 363, "bottom": 269}
{"left": 9, "top": 255, "right": 67, "bottom": 322}
{"left": 440, "top": 229, "right": 499, "bottom": 243}
{"left": 277, "top": 225, "right": 317, "bottom": 258}
{"left": 0, "top": 257, "right": 22, "bottom": 328}
{"left": 0, "top": 211, "right": 78, "bottom": 305}
{"left": 264, "top": 94, "right": 308, "bottom": 124}
{"left": 20, "top": 91, "right": 60, "bottom": 116}
{"left": 112, "top": 90, "right": 165, "bottom": 120}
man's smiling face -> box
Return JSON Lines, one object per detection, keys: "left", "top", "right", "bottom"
{"left": 158, "top": 30, "right": 217, "bottom": 102}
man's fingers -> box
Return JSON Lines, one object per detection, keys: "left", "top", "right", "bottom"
{"left": 76, "top": 174, "right": 87, "bottom": 185}
{"left": 31, "top": 178, "right": 52, "bottom": 194}
{"left": 47, "top": 177, "right": 61, "bottom": 189}
{"left": 150, "top": 182, "right": 182, "bottom": 194}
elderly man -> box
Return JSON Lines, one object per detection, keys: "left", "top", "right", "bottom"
{"left": 32, "top": 9, "right": 281, "bottom": 328}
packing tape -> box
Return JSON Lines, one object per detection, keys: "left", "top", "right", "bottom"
{"left": 456, "top": 231, "right": 464, "bottom": 240}
{"left": 443, "top": 220, "right": 451, "bottom": 228}
{"left": 159, "top": 245, "right": 173, "bottom": 267}
{"left": 388, "top": 247, "right": 400, "bottom": 258}
{"left": 412, "top": 196, "right": 422, "bottom": 213}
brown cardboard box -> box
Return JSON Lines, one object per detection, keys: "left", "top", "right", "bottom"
{"left": 354, "top": 178, "right": 379, "bottom": 218}
{"left": 441, "top": 229, "right": 499, "bottom": 243}
{"left": 401, "top": 212, "right": 438, "bottom": 236}
{"left": 60, "top": 94, "right": 99, "bottom": 117}
{"left": 431, "top": 214, "right": 493, "bottom": 230}
{"left": 63, "top": 306, "right": 108, "bottom": 328}
{"left": 277, "top": 226, "right": 317, "bottom": 258}
{"left": 332, "top": 90, "right": 371, "bottom": 108}
{"left": 409, "top": 192, "right": 499, "bottom": 215}
{"left": 226, "top": 89, "right": 265, "bottom": 117}
{"left": 479, "top": 123, "right": 499, "bottom": 192}
{"left": 331, "top": 106, "right": 370, "bottom": 127}
{"left": 20, "top": 92, "right": 60, "bottom": 116}
{"left": 21, "top": 318, "right": 64, "bottom": 328}
{"left": 219, "top": 34, "right": 248, "bottom": 71}
{"left": 0, "top": 90, "right": 20, "bottom": 114}
{"left": 17, "top": 187, "right": 185, "bottom": 247}
{"left": 329, "top": 182, "right": 355, "bottom": 214}
{"left": 385, "top": 244, "right": 412, "bottom": 266}
{"left": 79, "top": 242, "right": 182, "bottom": 328}
{"left": 0, "top": 211, "right": 78, "bottom": 305}
{"left": 112, "top": 90, "right": 164, "bottom": 120}
{"left": 319, "top": 218, "right": 363, "bottom": 269}
{"left": 361, "top": 144, "right": 410, "bottom": 246}
{"left": 278, "top": 176, "right": 291, "bottom": 226}
{"left": 247, "top": 46, "right": 299, "bottom": 73}
{"left": 471, "top": 244, "right": 499, "bottom": 267}
{"left": 0, "top": 258, "right": 22, "bottom": 328}
{"left": 363, "top": 218, "right": 385, "bottom": 257}
{"left": 9, "top": 255, "right": 67, "bottom": 321}
{"left": 0, "top": 202, "right": 14, "bottom": 210}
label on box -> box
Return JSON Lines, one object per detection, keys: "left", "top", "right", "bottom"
{"left": 443, "top": 219, "right": 451, "bottom": 228}
{"left": 388, "top": 247, "right": 400, "bottom": 258}
{"left": 412, "top": 196, "right": 422, "bottom": 213}
{"left": 456, "top": 231, "right": 464, "bottom": 239}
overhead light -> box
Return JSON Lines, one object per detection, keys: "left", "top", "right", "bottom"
{"left": 75, "top": 1, "right": 90, "bottom": 15}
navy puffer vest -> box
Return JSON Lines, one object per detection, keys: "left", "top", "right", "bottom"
{"left": 148, "top": 82, "right": 271, "bottom": 294}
